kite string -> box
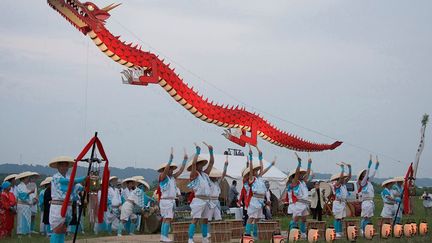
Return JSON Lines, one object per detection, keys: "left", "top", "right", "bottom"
{"left": 110, "top": 18, "right": 402, "bottom": 164}
{"left": 83, "top": 41, "right": 90, "bottom": 136}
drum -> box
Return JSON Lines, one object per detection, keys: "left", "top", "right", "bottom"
{"left": 319, "top": 182, "right": 333, "bottom": 199}
{"left": 144, "top": 209, "right": 162, "bottom": 233}
{"left": 319, "top": 182, "right": 333, "bottom": 215}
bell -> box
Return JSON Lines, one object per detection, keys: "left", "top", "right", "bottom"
{"left": 325, "top": 227, "right": 336, "bottom": 242}
{"left": 411, "top": 222, "right": 417, "bottom": 235}
{"left": 307, "top": 228, "right": 319, "bottom": 243}
{"left": 346, "top": 225, "right": 357, "bottom": 242}
{"left": 289, "top": 228, "right": 300, "bottom": 242}
{"left": 380, "top": 223, "right": 392, "bottom": 239}
{"left": 272, "top": 233, "right": 285, "bottom": 243}
{"left": 241, "top": 234, "right": 254, "bottom": 243}
{"left": 364, "top": 223, "right": 375, "bottom": 240}
{"left": 393, "top": 223, "right": 403, "bottom": 238}
{"left": 404, "top": 223, "right": 413, "bottom": 237}
{"left": 419, "top": 221, "right": 428, "bottom": 236}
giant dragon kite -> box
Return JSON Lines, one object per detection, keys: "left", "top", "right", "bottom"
{"left": 47, "top": 0, "right": 342, "bottom": 152}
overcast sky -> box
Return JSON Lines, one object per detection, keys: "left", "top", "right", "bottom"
{"left": 1, "top": 0, "right": 431, "bottom": 178}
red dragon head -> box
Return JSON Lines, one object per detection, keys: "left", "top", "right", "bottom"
{"left": 47, "top": 0, "right": 120, "bottom": 35}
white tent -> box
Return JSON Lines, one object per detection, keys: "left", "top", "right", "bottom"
{"left": 178, "top": 154, "right": 288, "bottom": 197}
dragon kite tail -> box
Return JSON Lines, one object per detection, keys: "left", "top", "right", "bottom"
{"left": 48, "top": 0, "right": 343, "bottom": 152}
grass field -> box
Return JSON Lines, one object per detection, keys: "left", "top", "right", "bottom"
{"left": 1, "top": 197, "right": 431, "bottom": 242}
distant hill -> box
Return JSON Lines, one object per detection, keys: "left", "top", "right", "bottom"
{"left": 0, "top": 163, "right": 158, "bottom": 183}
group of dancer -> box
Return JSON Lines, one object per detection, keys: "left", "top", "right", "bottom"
{"left": 0, "top": 144, "right": 412, "bottom": 243}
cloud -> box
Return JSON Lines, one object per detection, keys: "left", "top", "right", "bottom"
{"left": 0, "top": 0, "right": 431, "bottom": 178}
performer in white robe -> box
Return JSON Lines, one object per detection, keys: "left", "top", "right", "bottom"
{"left": 357, "top": 155, "right": 379, "bottom": 236}
{"left": 27, "top": 173, "right": 39, "bottom": 234}
{"left": 119, "top": 178, "right": 151, "bottom": 236}
{"left": 381, "top": 179, "right": 398, "bottom": 219}
{"left": 15, "top": 172, "right": 35, "bottom": 236}
{"left": 157, "top": 148, "right": 187, "bottom": 242}
{"left": 331, "top": 162, "right": 351, "bottom": 238}
{"left": 49, "top": 156, "right": 85, "bottom": 243}
{"left": 244, "top": 147, "right": 275, "bottom": 239}
{"left": 105, "top": 176, "right": 122, "bottom": 236}
{"left": 120, "top": 177, "right": 135, "bottom": 234}
{"left": 289, "top": 153, "right": 312, "bottom": 239}
{"left": 391, "top": 177, "right": 404, "bottom": 224}
{"left": 187, "top": 143, "right": 214, "bottom": 243}
{"left": 207, "top": 157, "right": 228, "bottom": 221}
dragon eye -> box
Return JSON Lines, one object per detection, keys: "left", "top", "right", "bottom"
{"left": 87, "top": 5, "right": 94, "bottom": 11}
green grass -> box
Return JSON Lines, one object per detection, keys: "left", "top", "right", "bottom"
{"left": 1, "top": 197, "right": 431, "bottom": 242}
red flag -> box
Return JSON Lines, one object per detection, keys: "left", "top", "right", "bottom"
{"left": 95, "top": 137, "right": 110, "bottom": 223}
{"left": 403, "top": 163, "right": 413, "bottom": 214}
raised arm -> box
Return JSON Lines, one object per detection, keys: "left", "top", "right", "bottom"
{"left": 203, "top": 142, "right": 214, "bottom": 174}
{"left": 173, "top": 149, "right": 188, "bottom": 178}
{"left": 59, "top": 176, "right": 86, "bottom": 185}
{"left": 360, "top": 155, "right": 372, "bottom": 186}
{"left": 334, "top": 163, "right": 345, "bottom": 188}
{"left": 343, "top": 162, "right": 352, "bottom": 183}
{"left": 221, "top": 155, "right": 228, "bottom": 182}
{"left": 368, "top": 156, "right": 379, "bottom": 181}
{"left": 256, "top": 146, "right": 264, "bottom": 175}
{"left": 248, "top": 147, "right": 254, "bottom": 183}
{"left": 160, "top": 148, "right": 174, "bottom": 181}
{"left": 304, "top": 155, "right": 312, "bottom": 182}
{"left": 190, "top": 144, "right": 201, "bottom": 180}
{"left": 260, "top": 156, "right": 276, "bottom": 177}
{"left": 292, "top": 153, "right": 302, "bottom": 185}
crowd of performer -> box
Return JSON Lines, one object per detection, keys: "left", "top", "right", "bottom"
{"left": 0, "top": 143, "right": 425, "bottom": 242}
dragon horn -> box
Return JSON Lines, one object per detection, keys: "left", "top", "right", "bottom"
{"left": 101, "top": 3, "right": 122, "bottom": 12}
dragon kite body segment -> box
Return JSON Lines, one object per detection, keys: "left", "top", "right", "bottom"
{"left": 47, "top": 0, "right": 342, "bottom": 152}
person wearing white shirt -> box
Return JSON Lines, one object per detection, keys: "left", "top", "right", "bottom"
{"left": 48, "top": 156, "right": 85, "bottom": 243}
{"left": 187, "top": 143, "right": 214, "bottom": 243}
{"left": 289, "top": 154, "right": 312, "bottom": 239}
{"left": 244, "top": 147, "right": 275, "bottom": 239}
{"left": 207, "top": 157, "right": 228, "bottom": 222}
{"left": 421, "top": 190, "right": 432, "bottom": 215}
{"left": 157, "top": 148, "right": 187, "bottom": 242}
{"left": 357, "top": 155, "right": 379, "bottom": 237}
{"left": 15, "top": 172, "right": 35, "bottom": 236}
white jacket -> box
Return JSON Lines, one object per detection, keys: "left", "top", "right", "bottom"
{"left": 310, "top": 188, "right": 325, "bottom": 209}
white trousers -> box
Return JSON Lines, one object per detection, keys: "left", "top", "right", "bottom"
{"left": 49, "top": 204, "right": 72, "bottom": 230}
{"left": 332, "top": 201, "right": 347, "bottom": 219}
{"left": 361, "top": 200, "right": 374, "bottom": 218}
{"left": 190, "top": 198, "right": 209, "bottom": 219}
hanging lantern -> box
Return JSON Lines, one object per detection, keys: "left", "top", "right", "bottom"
{"left": 380, "top": 223, "right": 392, "bottom": 239}
{"left": 241, "top": 234, "right": 254, "bottom": 243}
{"left": 307, "top": 228, "right": 319, "bottom": 243}
{"left": 364, "top": 223, "right": 375, "bottom": 240}
{"left": 325, "top": 227, "right": 336, "bottom": 242}
{"left": 289, "top": 228, "right": 300, "bottom": 242}
{"left": 346, "top": 225, "right": 357, "bottom": 242}
{"left": 404, "top": 223, "right": 413, "bottom": 237}
{"left": 393, "top": 224, "right": 403, "bottom": 238}
{"left": 411, "top": 222, "right": 418, "bottom": 235}
{"left": 89, "top": 161, "right": 101, "bottom": 192}
{"left": 419, "top": 221, "right": 428, "bottom": 236}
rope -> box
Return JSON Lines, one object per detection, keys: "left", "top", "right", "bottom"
{"left": 83, "top": 41, "right": 90, "bottom": 136}
{"left": 110, "top": 18, "right": 402, "bottom": 164}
